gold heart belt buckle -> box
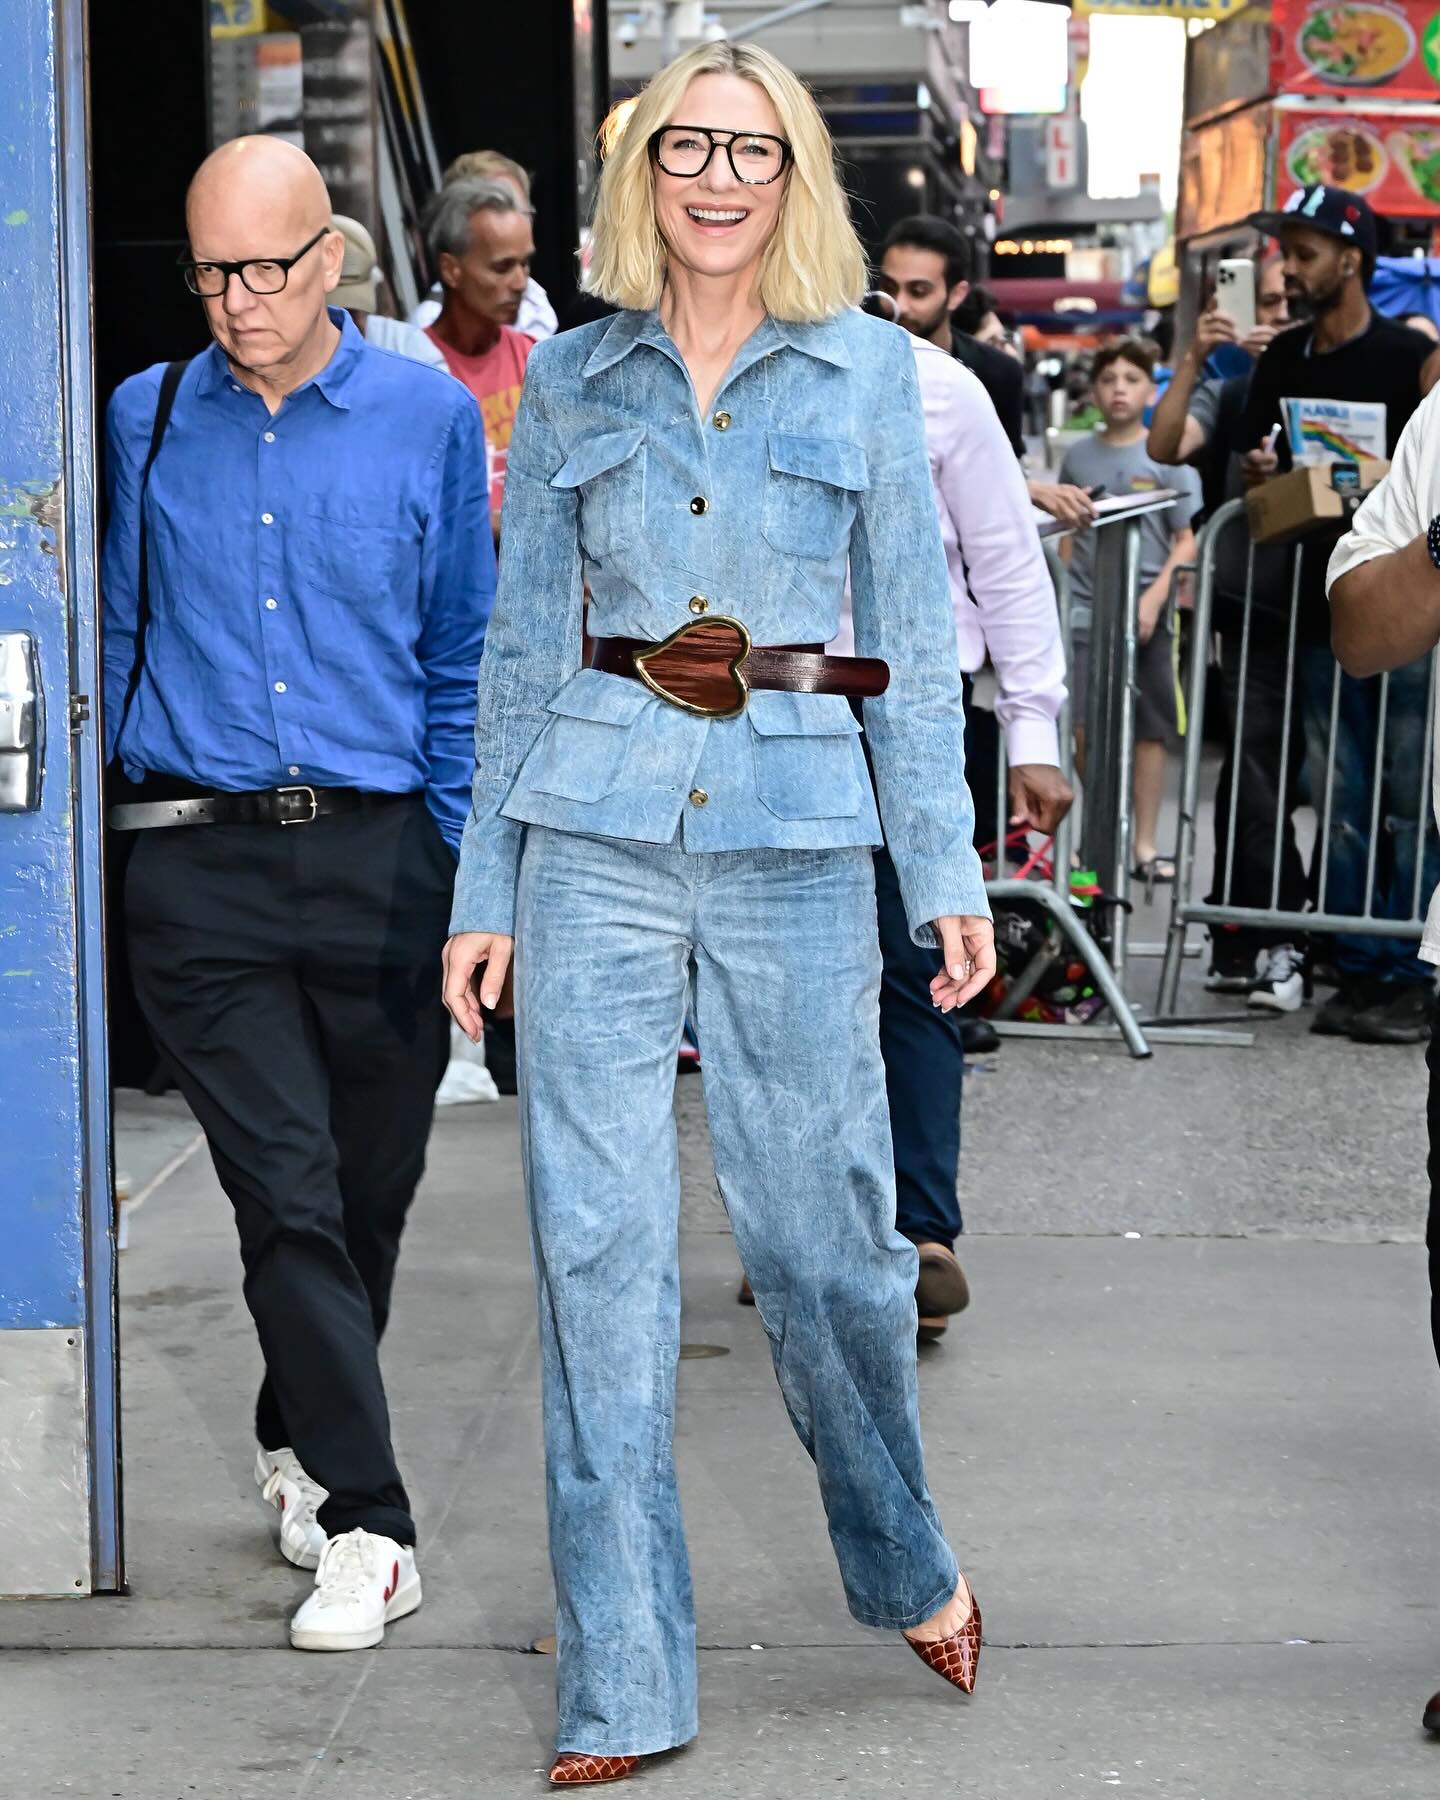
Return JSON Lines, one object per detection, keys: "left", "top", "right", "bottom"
{"left": 632, "top": 616, "right": 753, "bottom": 719}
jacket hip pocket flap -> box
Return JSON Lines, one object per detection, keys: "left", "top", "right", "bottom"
{"left": 766, "top": 433, "right": 870, "bottom": 492}
{"left": 545, "top": 669, "right": 654, "bottom": 725}
{"left": 550, "top": 427, "right": 647, "bottom": 490}
{"left": 746, "top": 690, "right": 862, "bottom": 737}
{"left": 521, "top": 673, "right": 650, "bottom": 804}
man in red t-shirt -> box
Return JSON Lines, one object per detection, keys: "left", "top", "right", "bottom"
{"left": 424, "top": 177, "right": 535, "bottom": 535}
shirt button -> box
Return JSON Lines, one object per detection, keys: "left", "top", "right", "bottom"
{"left": 712, "top": 410, "right": 732, "bottom": 431}
{"left": 263, "top": 431, "right": 276, "bottom": 444}
{"left": 288, "top": 765, "right": 300, "bottom": 777}
{"left": 688, "top": 595, "right": 709, "bottom": 615}
{"left": 274, "top": 681, "right": 287, "bottom": 694}
{"left": 689, "top": 496, "right": 708, "bottom": 515}
{"left": 261, "top": 512, "right": 274, "bottom": 525}
{"left": 689, "top": 788, "right": 709, "bottom": 807}
{"left": 265, "top": 598, "right": 278, "bottom": 610}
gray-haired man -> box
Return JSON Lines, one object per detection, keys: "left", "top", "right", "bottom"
{"left": 423, "top": 177, "right": 535, "bottom": 536}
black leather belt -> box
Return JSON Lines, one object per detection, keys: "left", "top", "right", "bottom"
{"left": 108, "top": 782, "right": 416, "bottom": 832}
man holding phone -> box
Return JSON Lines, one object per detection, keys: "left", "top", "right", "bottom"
{"left": 1241, "top": 186, "right": 1440, "bottom": 1042}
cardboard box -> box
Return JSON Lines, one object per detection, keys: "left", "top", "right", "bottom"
{"left": 1246, "top": 460, "right": 1389, "bottom": 546}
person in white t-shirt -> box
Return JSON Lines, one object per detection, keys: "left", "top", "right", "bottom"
{"left": 1328, "top": 395, "right": 1440, "bottom": 1740}
{"left": 409, "top": 149, "right": 557, "bottom": 342}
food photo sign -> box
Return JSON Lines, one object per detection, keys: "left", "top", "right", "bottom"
{"left": 1276, "top": 0, "right": 1440, "bottom": 96}
{"left": 1277, "top": 107, "right": 1440, "bottom": 213}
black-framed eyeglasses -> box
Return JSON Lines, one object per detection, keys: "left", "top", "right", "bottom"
{"left": 649, "top": 125, "right": 793, "bottom": 186}
{"left": 179, "top": 226, "right": 330, "bottom": 298}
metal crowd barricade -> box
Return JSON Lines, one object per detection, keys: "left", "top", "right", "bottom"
{"left": 979, "top": 492, "right": 1186, "bottom": 1061}
{"left": 1155, "top": 497, "right": 1440, "bottom": 1019}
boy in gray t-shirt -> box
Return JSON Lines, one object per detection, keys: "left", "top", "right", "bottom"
{"left": 1059, "top": 340, "right": 1199, "bottom": 879}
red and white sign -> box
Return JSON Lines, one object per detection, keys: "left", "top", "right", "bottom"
{"left": 1046, "top": 116, "right": 1080, "bottom": 191}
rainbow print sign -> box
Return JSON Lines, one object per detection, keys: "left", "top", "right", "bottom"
{"left": 1283, "top": 396, "right": 1388, "bottom": 463}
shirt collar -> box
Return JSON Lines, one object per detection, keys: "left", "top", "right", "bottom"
{"left": 582, "top": 307, "right": 852, "bottom": 377}
{"left": 193, "top": 307, "right": 365, "bottom": 409}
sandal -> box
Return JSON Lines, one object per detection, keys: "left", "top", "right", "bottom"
{"left": 1132, "top": 856, "right": 1175, "bottom": 884}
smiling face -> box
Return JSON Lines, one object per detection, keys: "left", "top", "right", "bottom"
{"left": 651, "top": 72, "right": 790, "bottom": 290}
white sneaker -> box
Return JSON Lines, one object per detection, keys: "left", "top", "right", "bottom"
{"left": 290, "top": 1528, "right": 422, "bottom": 1652}
{"left": 255, "top": 1446, "right": 328, "bottom": 1571}
{"left": 1247, "top": 943, "right": 1309, "bottom": 1014}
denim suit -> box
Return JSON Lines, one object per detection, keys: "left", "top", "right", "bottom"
{"left": 450, "top": 305, "right": 987, "bottom": 938}
{"left": 452, "top": 307, "right": 987, "bottom": 1757}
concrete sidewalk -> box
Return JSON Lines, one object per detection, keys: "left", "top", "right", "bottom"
{"left": 5, "top": 1023, "right": 1440, "bottom": 1797}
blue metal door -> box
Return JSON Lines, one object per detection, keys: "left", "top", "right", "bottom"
{"left": 0, "top": 0, "right": 121, "bottom": 1594}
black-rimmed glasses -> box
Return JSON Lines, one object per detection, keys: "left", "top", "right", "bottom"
{"left": 179, "top": 226, "right": 330, "bottom": 298}
{"left": 649, "top": 126, "right": 793, "bottom": 186}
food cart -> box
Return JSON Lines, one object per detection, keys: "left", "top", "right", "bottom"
{"left": 1175, "top": 0, "right": 1440, "bottom": 331}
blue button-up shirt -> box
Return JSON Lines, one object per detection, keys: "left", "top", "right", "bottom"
{"left": 450, "top": 306, "right": 988, "bottom": 943}
{"left": 102, "top": 310, "right": 495, "bottom": 849}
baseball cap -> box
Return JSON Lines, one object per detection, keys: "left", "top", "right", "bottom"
{"left": 330, "top": 214, "right": 379, "bottom": 312}
{"left": 1248, "top": 185, "right": 1377, "bottom": 270}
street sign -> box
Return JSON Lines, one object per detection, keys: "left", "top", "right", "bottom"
{"left": 1046, "top": 115, "right": 1080, "bottom": 190}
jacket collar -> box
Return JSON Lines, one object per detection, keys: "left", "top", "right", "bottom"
{"left": 195, "top": 307, "right": 364, "bottom": 409}
{"left": 581, "top": 307, "right": 852, "bottom": 378}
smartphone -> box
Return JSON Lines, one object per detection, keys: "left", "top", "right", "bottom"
{"left": 1216, "top": 258, "right": 1256, "bottom": 338}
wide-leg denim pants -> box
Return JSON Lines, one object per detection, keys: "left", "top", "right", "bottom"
{"left": 514, "top": 825, "right": 959, "bottom": 1757}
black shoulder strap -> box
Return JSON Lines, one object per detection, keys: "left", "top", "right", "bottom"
{"left": 118, "top": 358, "right": 190, "bottom": 743}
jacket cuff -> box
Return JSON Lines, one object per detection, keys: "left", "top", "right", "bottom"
{"left": 1002, "top": 715, "right": 1062, "bottom": 770}
{"left": 448, "top": 817, "right": 524, "bottom": 937}
{"left": 896, "top": 847, "right": 992, "bottom": 949}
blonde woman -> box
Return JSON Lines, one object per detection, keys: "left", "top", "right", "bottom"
{"left": 443, "top": 41, "right": 995, "bottom": 1786}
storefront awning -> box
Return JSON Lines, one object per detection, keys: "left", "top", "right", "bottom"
{"left": 987, "top": 276, "right": 1147, "bottom": 332}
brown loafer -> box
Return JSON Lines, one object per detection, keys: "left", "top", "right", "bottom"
{"left": 917, "top": 1314, "right": 949, "bottom": 1343}
{"left": 1425, "top": 1691, "right": 1440, "bottom": 1734}
{"left": 915, "top": 1243, "right": 970, "bottom": 1319}
{"left": 549, "top": 1753, "right": 641, "bottom": 1785}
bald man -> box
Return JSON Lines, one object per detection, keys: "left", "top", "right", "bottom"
{"left": 102, "top": 138, "right": 495, "bottom": 1650}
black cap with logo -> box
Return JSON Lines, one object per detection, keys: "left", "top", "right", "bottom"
{"left": 1248, "top": 185, "right": 1378, "bottom": 274}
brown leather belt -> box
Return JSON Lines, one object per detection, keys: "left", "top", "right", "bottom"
{"left": 587, "top": 616, "right": 889, "bottom": 721}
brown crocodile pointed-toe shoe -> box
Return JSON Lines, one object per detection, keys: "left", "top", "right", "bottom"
{"left": 548, "top": 1753, "right": 641, "bottom": 1785}
{"left": 905, "top": 1593, "right": 982, "bottom": 1695}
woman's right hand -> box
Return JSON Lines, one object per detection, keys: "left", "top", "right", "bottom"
{"left": 442, "top": 932, "right": 514, "bottom": 1042}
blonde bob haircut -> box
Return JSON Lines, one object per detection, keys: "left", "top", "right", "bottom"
{"left": 588, "top": 41, "right": 867, "bottom": 323}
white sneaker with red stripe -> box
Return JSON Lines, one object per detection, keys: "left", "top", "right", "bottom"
{"left": 290, "top": 1528, "right": 422, "bottom": 1652}
{"left": 254, "top": 1446, "right": 328, "bottom": 1571}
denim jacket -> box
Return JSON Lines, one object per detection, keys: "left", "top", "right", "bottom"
{"left": 450, "top": 306, "right": 989, "bottom": 944}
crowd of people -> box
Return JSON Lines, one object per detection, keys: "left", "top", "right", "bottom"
{"left": 1146, "top": 185, "right": 1440, "bottom": 1042}
{"left": 94, "top": 30, "right": 1440, "bottom": 1784}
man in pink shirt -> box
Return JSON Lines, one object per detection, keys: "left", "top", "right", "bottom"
{"left": 831, "top": 327, "right": 1071, "bottom": 1340}
{"left": 423, "top": 177, "right": 535, "bottom": 535}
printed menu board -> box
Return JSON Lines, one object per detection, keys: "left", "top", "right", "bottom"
{"left": 1276, "top": 0, "right": 1440, "bottom": 98}
{"left": 1276, "top": 107, "right": 1440, "bottom": 214}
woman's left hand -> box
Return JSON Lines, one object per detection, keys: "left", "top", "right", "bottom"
{"left": 930, "top": 916, "right": 997, "bottom": 1012}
